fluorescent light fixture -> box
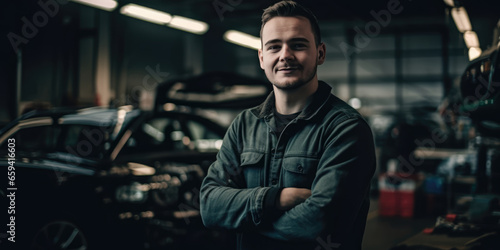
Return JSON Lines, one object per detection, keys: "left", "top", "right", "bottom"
{"left": 168, "top": 16, "right": 209, "bottom": 35}
{"left": 223, "top": 30, "right": 261, "bottom": 50}
{"left": 120, "top": 4, "right": 172, "bottom": 25}
{"left": 464, "top": 31, "right": 480, "bottom": 48}
{"left": 451, "top": 7, "right": 472, "bottom": 33}
{"left": 71, "top": 0, "right": 117, "bottom": 11}
{"left": 468, "top": 47, "right": 482, "bottom": 61}
{"left": 443, "top": 0, "right": 455, "bottom": 7}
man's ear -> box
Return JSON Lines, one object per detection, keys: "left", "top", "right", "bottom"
{"left": 258, "top": 48, "right": 265, "bottom": 70}
{"left": 317, "top": 42, "right": 326, "bottom": 65}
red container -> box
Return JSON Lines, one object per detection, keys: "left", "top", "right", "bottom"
{"left": 378, "top": 171, "right": 416, "bottom": 217}
{"left": 379, "top": 189, "right": 398, "bottom": 216}
{"left": 399, "top": 190, "right": 415, "bottom": 218}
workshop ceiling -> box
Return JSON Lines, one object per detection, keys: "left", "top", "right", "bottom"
{"left": 143, "top": 0, "right": 497, "bottom": 22}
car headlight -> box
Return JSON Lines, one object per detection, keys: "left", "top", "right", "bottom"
{"left": 115, "top": 182, "right": 149, "bottom": 203}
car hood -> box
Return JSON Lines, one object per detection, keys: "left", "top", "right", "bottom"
{"left": 154, "top": 71, "right": 272, "bottom": 112}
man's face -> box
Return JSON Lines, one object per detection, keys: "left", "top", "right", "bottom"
{"left": 259, "top": 16, "right": 325, "bottom": 91}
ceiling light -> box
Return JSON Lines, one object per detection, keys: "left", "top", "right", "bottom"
{"left": 468, "top": 47, "right": 482, "bottom": 61}
{"left": 120, "top": 4, "right": 172, "bottom": 25}
{"left": 71, "top": 0, "right": 117, "bottom": 11}
{"left": 168, "top": 16, "right": 209, "bottom": 35}
{"left": 443, "top": 0, "right": 455, "bottom": 7}
{"left": 451, "top": 7, "right": 472, "bottom": 33}
{"left": 463, "top": 31, "right": 480, "bottom": 48}
{"left": 223, "top": 30, "right": 261, "bottom": 50}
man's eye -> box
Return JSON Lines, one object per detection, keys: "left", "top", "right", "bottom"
{"left": 293, "top": 44, "right": 307, "bottom": 49}
{"left": 267, "top": 45, "right": 280, "bottom": 51}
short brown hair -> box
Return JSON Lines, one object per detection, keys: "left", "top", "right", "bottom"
{"left": 260, "top": 1, "right": 321, "bottom": 46}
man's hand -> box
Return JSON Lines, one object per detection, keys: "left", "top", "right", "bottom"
{"left": 277, "top": 187, "right": 311, "bottom": 210}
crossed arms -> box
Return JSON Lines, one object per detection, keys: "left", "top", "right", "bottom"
{"left": 200, "top": 115, "right": 376, "bottom": 241}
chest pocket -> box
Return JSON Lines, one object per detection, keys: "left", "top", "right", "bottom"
{"left": 240, "top": 152, "right": 264, "bottom": 188}
{"left": 282, "top": 157, "right": 318, "bottom": 188}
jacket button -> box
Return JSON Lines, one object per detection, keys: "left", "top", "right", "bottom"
{"left": 271, "top": 179, "right": 277, "bottom": 185}
{"left": 297, "top": 165, "right": 303, "bottom": 173}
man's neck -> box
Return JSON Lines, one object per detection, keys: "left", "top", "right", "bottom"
{"left": 274, "top": 79, "right": 318, "bottom": 115}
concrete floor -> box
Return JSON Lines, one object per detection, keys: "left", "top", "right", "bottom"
{"left": 362, "top": 199, "right": 437, "bottom": 250}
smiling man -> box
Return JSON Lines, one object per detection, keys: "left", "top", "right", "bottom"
{"left": 200, "top": 1, "right": 376, "bottom": 249}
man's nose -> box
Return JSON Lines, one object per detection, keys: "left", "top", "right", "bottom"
{"left": 279, "top": 45, "right": 294, "bottom": 62}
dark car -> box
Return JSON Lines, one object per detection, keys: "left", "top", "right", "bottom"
{"left": 0, "top": 106, "right": 230, "bottom": 250}
{"left": 0, "top": 72, "right": 271, "bottom": 250}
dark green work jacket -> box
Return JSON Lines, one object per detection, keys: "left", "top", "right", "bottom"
{"left": 200, "top": 81, "right": 376, "bottom": 250}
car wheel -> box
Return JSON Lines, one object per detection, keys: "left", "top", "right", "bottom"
{"left": 30, "top": 220, "right": 88, "bottom": 250}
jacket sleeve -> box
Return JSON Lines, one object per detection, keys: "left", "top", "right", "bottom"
{"left": 261, "top": 117, "right": 376, "bottom": 241}
{"left": 200, "top": 115, "right": 272, "bottom": 230}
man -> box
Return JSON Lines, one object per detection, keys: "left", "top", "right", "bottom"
{"left": 200, "top": 1, "right": 376, "bottom": 249}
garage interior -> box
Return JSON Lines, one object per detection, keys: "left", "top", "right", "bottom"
{"left": 1, "top": 0, "right": 499, "bottom": 249}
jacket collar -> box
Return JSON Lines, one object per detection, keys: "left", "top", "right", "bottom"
{"left": 251, "top": 81, "right": 332, "bottom": 121}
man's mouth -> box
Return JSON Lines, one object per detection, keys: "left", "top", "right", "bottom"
{"left": 277, "top": 66, "right": 299, "bottom": 73}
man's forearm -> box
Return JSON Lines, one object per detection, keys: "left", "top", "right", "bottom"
{"left": 200, "top": 159, "right": 283, "bottom": 230}
{"left": 276, "top": 187, "right": 311, "bottom": 210}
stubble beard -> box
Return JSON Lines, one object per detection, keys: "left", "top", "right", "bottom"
{"left": 271, "top": 64, "right": 318, "bottom": 91}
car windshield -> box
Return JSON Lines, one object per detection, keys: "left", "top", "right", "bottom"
{"left": 0, "top": 108, "right": 141, "bottom": 161}
{"left": 119, "top": 112, "right": 224, "bottom": 158}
